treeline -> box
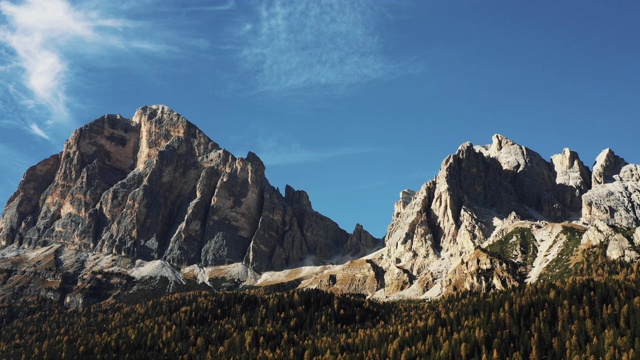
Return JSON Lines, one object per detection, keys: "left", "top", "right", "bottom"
{"left": 2, "top": 248, "right": 640, "bottom": 359}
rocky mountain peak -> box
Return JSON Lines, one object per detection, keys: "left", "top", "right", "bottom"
{"left": 551, "top": 148, "right": 591, "bottom": 212}
{"left": 380, "top": 134, "right": 607, "bottom": 295}
{"left": 393, "top": 189, "right": 416, "bottom": 219}
{"left": 131, "top": 105, "right": 220, "bottom": 169}
{"left": 583, "top": 149, "right": 639, "bottom": 227}
{"left": 2, "top": 116, "right": 639, "bottom": 305}
{"left": 551, "top": 148, "right": 586, "bottom": 176}
{"left": 284, "top": 185, "right": 312, "bottom": 209}
{"left": 0, "top": 105, "right": 378, "bottom": 277}
{"left": 490, "top": 133, "right": 515, "bottom": 153}
{"left": 592, "top": 148, "right": 628, "bottom": 186}
{"left": 476, "top": 134, "right": 533, "bottom": 173}
{"left": 245, "top": 151, "right": 265, "bottom": 170}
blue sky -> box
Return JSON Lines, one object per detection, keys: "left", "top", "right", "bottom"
{"left": 0, "top": 0, "right": 638, "bottom": 237}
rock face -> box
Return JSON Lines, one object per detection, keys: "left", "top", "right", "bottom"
{"left": 376, "top": 134, "right": 640, "bottom": 297}
{"left": 581, "top": 220, "right": 639, "bottom": 261}
{"left": 0, "top": 105, "right": 377, "bottom": 275}
{"left": 551, "top": 148, "right": 592, "bottom": 212}
{"left": 443, "top": 249, "right": 520, "bottom": 295}
{"left": 381, "top": 135, "right": 591, "bottom": 294}
{"left": 2, "top": 117, "right": 640, "bottom": 304}
{"left": 582, "top": 149, "right": 640, "bottom": 227}
{"left": 591, "top": 148, "right": 628, "bottom": 186}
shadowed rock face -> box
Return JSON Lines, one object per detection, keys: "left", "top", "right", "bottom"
{"left": 0, "top": 105, "right": 377, "bottom": 273}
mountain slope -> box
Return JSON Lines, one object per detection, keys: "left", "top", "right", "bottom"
{"left": 0, "top": 105, "right": 379, "bottom": 305}
{"left": 368, "top": 134, "right": 640, "bottom": 298}
{"left": 1, "top": 105, "right": 639, "bottom": 305}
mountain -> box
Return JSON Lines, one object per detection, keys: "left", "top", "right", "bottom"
{"left": 375, "top": 135, "right": 640, "bottom": 298}
{"left": 1, "top": 105, "right": 639, "bottom": 306}
{"left": 0, "top": 105, "right": 379, "bottom": 306}
{"left": 277, "top": 134, "right": 639, "bottom": 300}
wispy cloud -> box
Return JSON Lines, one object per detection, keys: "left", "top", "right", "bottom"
{"left": 250, "top": 132, "right": 372, "bottom": 166}
{"left": 27, "top": 123, "right": 49, "bottom": 140}
{"left": 0, "top": 0, "right": 180, "bottom": 140}
{"left": 0, "top": 80, "right": 52, "bottom": 139}
{"left": 0, "top": 0, "right": 127, "bottom": 118}
{"left": 236, "top": 0, "right": 393, "bottom": 95}
{"left": 196, "top": 0, "right": 235, "bottom": 12}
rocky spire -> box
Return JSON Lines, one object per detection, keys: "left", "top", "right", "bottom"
{"left": 591, "top": 148, "right": 628, "bottom": 186}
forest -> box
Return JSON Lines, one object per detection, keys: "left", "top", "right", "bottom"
{"left": 1, "top": 245, "right": 640, "bottom": 359}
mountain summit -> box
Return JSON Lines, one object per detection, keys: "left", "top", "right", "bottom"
{"left": 0, "top": 105, "right": 379, "bottom": 306}
{"left": 377, "top": 134, "right": 640, "bottom": 298}
{"left": 1, "top": 106, "right": 639, "bottom": 305}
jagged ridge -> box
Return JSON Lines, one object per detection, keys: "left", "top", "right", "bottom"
{"left": 377, "top": 134, "right": 640, "bottom": 298}
{"left": 1, "top": 108, "right": 639, "bottom": 305}
{"left": 0, "top": 105, "right": 378, "bottom": 274}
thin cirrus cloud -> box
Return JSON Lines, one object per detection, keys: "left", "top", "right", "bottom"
{"left": 0, "top": 0, "right": 172, "bottom": 140}
{"left": 0, "top": 0, "right": 126, "bottom": 117}
{"left": 251, "top": 132, "right": 373, "bottom": 166}
{"left": 236, "top": 0, "right": 393, "bottom": 95}
{"left": 28, "top": 123, "right": 49, "bottom": 139}
{"left": 259, "top": 144, "right": 373, "bottom": 167}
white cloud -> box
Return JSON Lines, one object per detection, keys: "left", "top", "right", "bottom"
{"left": 0, "top": 0, "right": 176, "bottom": 140}
{"left": 27, "top": 123, "right": 49, "bottom": 140}
{"left": 237, "top": 0, "right": 393, "bottom": 95}
{"left": 0, "top": 0, "right": 125, "bottom": 118}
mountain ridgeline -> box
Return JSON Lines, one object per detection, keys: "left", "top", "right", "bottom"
{"left": 0, "top": 106, "right": 378, "bottom": 270}
{"left": 0, "top": 105, "right": 639, "bottom": 306}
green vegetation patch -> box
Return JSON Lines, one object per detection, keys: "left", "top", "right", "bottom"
{"left": 484, "top": 227, "right": 538, "bottom": 270}
{"left": 539, "top": 225, "right": 585, "bottom": 282}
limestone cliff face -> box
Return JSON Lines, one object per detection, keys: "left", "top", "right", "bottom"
{"left": 375, "top": 134, "right": 637, "bottom": 299}
{"left": 381, "top": 134, "right": 593, "bottom": 294}
{"left": 373, "top": 134, "right": 640, "bottom": 299}
{"left": 582, "top": 149, "right": 640, "bottom": 227}
{"left": 2, "top": 121, "right": 639, "bottom": 304}
{"left": 0, "top": 105, "right": 377, "bottom": 274}
{"left": 551, "top": 148, "right": 592, "bottom": 212}
{"left": 442, "top": 249, "right": 520, "bottom": 295}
